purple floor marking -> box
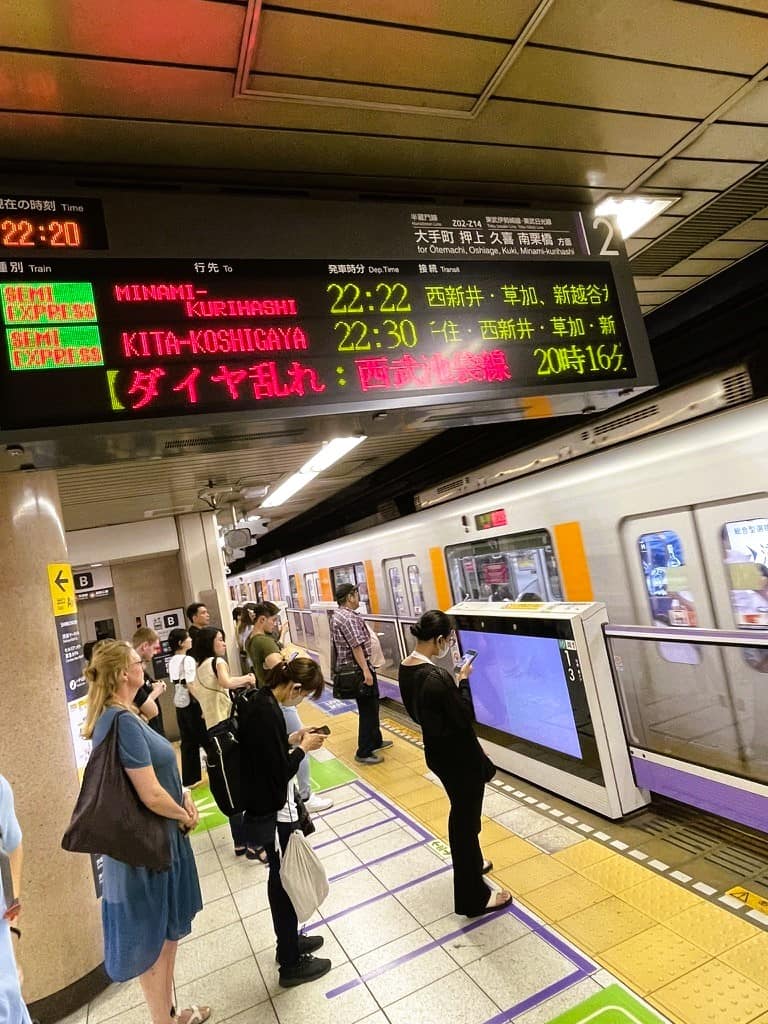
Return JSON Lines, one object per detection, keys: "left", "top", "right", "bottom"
{"left": 325, "top": 901, "right": 525, "bottom": 998}
{"left": 320, "top": 796, "right": 370, "bottom": 818}
{"left": 314, "top": 814, "right": 398, "bottom": 849}
{"left": 328, "top": 838, "right": 428, "bottom": 882}
{"left": 318, "top": 863, "right": 452, "bottom": 926}
{"left": 481, "top": 969, "right": 586, "bottom": 1024}
{"left": 318, "top": 783, "right": 597, "bottom": 1019}
{"left": 508, "top": 902, "right": 596, "bottom": 975}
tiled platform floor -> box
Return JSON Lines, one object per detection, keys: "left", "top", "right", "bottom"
{"left": 62, "top": 705, "right": 768, "bottom": 1024}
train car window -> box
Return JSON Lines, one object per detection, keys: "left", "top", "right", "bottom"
{"left": 287, "top": 609, "right": 305, "bottom": 647}
{"left": 445, "top": 530, "right": 562, "bottom": 603}
{"left": 302, "top": 611, "right": 315, "bottom": 641}
{"left": 387, "top": 564, "right": 409, "bottom": 616}
{"left": 330, "top": 562, "right": 369, "bottom": 607}
{"left": 255, "top": 580, "right": 264, "bottom": 603}
{"left": 304, "top": 572, "right": 320, "bottom": 607}
{"left": 288, "top": 574, "right": 299, "bottom": 608}
{"left": 638, "top": 531, "right": 698, "bottom": 627}
{"left": 721, "top": 518, "right": 768, "bottom": 628}
{"left": 407, "top": 563, "right": 426, "bottom": 616}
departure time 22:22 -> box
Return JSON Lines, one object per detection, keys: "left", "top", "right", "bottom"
{"left": 327, "top": 281, "right": 418, "bottom": 351}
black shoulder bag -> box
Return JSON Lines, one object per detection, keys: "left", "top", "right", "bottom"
{"left": 62, "top": 710, "right": 171, "bottom": 870}
{"left": 330, "top": 625, "right": 364, "bottom": 700}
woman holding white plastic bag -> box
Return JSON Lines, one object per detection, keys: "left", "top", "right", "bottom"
{"left": 238, "top": 657, "right": 331, "bottom": 989}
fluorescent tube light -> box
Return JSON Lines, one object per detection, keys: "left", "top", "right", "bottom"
{"left": 594, "top": 195, "right": 680, "bottom": 239}
{"left": 261, "top": 435, "right": 367, "bottom": 508}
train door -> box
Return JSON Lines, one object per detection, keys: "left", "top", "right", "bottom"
{"left": 620, "top": 510, "right": 747, "bottom": 774}
{"left": 304, "top": 571, "right": 320, "bottom": 607}
{"left": 445, "top": 530, "right": 562, "bottom": 603}
{"left": 383, "top": 556, "right": 425, "bottom": 617}
{"left": 694, "top": 498, "right": 768, "bottom": 770}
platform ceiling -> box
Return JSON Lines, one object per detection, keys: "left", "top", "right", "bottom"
{"left": 1, "top": 0, "right": 767, "bottom": 534}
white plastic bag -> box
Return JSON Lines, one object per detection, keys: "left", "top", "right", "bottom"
{"left": 279, "top": 830, "right": 329, "bottom": 922}
{"left": 366, "top": 623, "right": 386, "bottom": 670}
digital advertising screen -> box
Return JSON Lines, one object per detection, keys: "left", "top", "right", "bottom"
{"left": 458, "top": 628, "right": 581, "bottom": 758}
{"left": 453, "top": 613, "right": 600, "bottom": 780}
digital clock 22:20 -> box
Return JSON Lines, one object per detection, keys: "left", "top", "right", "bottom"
{"left": 1, "top": 218, "right": 83, "bottom": 248}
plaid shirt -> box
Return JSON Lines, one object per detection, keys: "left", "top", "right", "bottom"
{"left": 331, "top": 606, "right": 371, "bottom": 665}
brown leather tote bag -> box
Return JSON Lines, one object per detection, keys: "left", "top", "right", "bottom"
{"left": 62, "top": 710, "right": 171, "bottom": 870}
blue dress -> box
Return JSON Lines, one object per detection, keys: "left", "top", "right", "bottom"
{"left": 0, "top": 775, "right": 31, "bottom": 1024}
{"left": 92, "top": 708, "right": 203, "bottom": 982}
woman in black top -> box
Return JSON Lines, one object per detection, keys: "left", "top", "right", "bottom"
{"left": 399, "top": 610, "right": 512, "bottom": 917}
{"left": 238, "top": 658, "right": 332, "bottom": 989}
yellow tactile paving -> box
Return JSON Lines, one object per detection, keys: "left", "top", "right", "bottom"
{"left": 409, "top": 797, "right": 451, "bottom": 822}
{"left": 581, "top": 852, "right": 658, "bottom": 894}
{"left": 478, "top": 817, "right": 513, "bottom": 846}
{"left": 558, "top": 896, "right": 654, "bottom": 954}
{"left": 551, "top": 838, "right": 616, "bottom": 871}
{"left": 481, "top": 834, "right": 541, "bottom": 870}
{"left": 665, "top": 900, "right": 761, "bottom": 956}
{"left": 397, "top": 783, "right": 444, "bottom": 809}
{"left": 652, "top": 959, "right": 768, "bottom": 1024}
{"left": 620, "top": 874, "right": 702, "bottom": 922}
{"left": 496, "top": 852, "right": 572, "bottom": 895}
{"left": 600, "top": 923, "right": 710, "bottom": 995}
{"left": 377, "top": 774, "right": 428, "bottom": 797}
{"left": 523, "top": 873, "right": 611, "bottom": 922}
{"left": 719, "top": 930, "right": 768, "bottom": 988}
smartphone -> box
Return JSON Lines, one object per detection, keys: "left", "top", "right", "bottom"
{"left": 309, "top": 725, "right": 331, "bottom": 735}
{"left": 460, "top": 649, "right": 478, "bottom": 668}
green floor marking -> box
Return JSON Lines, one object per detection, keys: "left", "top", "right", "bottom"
{"left": 191, "top": 784, "right": 228, "bottom": 833}
{"left": 310, "top": 757, "right": 358, "bottom": 792}
{"left": 547, "top": 985, "right": 667, "bottom": 1024}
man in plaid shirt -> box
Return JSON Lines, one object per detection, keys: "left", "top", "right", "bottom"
{"left": 332, "top": 584, "right": 392, "bottom": 764}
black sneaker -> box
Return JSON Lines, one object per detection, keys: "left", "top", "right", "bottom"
{"left": 275, "top": 933, "right": 324, "bottom": 963}
{"left": 278, "top": 953, "right": 332, "bottom": 988}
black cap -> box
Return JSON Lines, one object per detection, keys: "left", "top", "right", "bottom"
{"left": 335, "top": 583, "right": 358, "bottom": 604}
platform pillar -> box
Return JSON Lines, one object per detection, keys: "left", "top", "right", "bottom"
{"left": 0, "top": 469, "right": 103, "bottom": 1011}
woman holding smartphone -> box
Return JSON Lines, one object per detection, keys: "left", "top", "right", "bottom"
{"left": 399, "top": 610, "right": 511, "bottom": 918}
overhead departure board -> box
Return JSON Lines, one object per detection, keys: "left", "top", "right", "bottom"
{"left": 0, "top": 255, "right": 648, "bottom": 431}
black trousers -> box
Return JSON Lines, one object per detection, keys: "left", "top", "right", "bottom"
{"left": 434, "top": 765, "right": 490, "bottom": 916}
{"left": 265, "top": 820, "right": 302, "bottom": 968}
{"left": 176, "top": 699, "right": 206, "bottom": 786}
{"left": 355, "top": 673, "right": 383, "bottom": 757}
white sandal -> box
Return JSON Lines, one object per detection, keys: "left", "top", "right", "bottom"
{"left": 176, "top": 1006, "right": 211, "bottom": 1024}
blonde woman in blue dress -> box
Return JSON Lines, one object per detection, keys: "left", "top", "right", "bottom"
{"left": 83, "top": 640, "right": 208, "bottom": 1024}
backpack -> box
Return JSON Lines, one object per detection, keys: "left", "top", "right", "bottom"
{"left": 204, "top": 694, "right": 247, "bottom": 817}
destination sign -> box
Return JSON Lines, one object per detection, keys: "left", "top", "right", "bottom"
{"left": 0, "top": 255, "right": 649, "bottom": 432}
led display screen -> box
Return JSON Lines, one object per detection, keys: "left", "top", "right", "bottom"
{"left": 458, "top": 627, "right": 581, "bottom": 758}
{"left": 0, "top": 195, "right": 108, "bottom": 250}
{"left": 1, "top": 255, "right": 646, "bottom": 432}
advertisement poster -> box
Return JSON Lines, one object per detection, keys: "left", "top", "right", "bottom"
{"left": 723, "top": 518, "right": 768, "bottom": 627}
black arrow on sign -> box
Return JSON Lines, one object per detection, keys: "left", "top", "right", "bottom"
{"left": 54, "top": 569, "right": 69, "bottom": 591}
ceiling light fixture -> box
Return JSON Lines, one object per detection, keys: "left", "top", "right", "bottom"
{"left": 261, "top": 435, "right": 367, "bottom": 508}
{"left": 594, "top": 195, "right": 680, "bottom": 239}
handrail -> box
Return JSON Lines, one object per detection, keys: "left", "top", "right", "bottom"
{"left": 603, "top": 623, "right": 768, "bottom": 647}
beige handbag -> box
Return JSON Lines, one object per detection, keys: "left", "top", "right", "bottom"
{"left": 279, "top": 830, "right": 329, "bottom": 922}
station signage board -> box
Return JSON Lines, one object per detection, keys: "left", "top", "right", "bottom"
{"left": 0, "top": 201, "right": 654, "bottom": 435}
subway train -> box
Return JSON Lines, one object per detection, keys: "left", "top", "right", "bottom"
{"left": 229, "top": 364, "right": 768, "bottom": 790}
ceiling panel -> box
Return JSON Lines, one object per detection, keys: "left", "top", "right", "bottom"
{"left": 644, "top": 158, "right": 758, "bottom": 190}
{"left": 724, "top": 83, "right": 768, "bottom": 124}
{"left": 690, "top": 238, "right": 765, "bottom": 259}
{"left": 0, "top": 54, "right": 692, "bottom": 157}
{"left": 246, "top": 73, "right": 475, "bottom": 111}
{"left": 263, "top": 0, "right": 541, "bottom": 38}
{"left": 633, "top": 275, "right": 708, "bottom": 290}
{"left": 628, "top": 214, "right": 685, "bottom": 240}
{"left": 0, "top": 112, "right": 653, "bottom": 188}
{"left": 496, "top": 47, "right": 745, "bottom": 119}
{"left": 251, "top": 10, "right": 508, "bottom": 93}
{"left": 681, "top": 125, "right": 768, "bottom": 163}
{"left": 665, "top": 256, "right": 738, "bottom": 276}
{"left": 57, "top": 429, "right": 438, "bottom": 531}
{"left": 533, "top": 0, "right": 768, "bottom": 74}
{"left": 1, "top": 0, "right": 243, "bottom": 68}
{"left": 723, "top": 217, "right": 768, "bottom": 239}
